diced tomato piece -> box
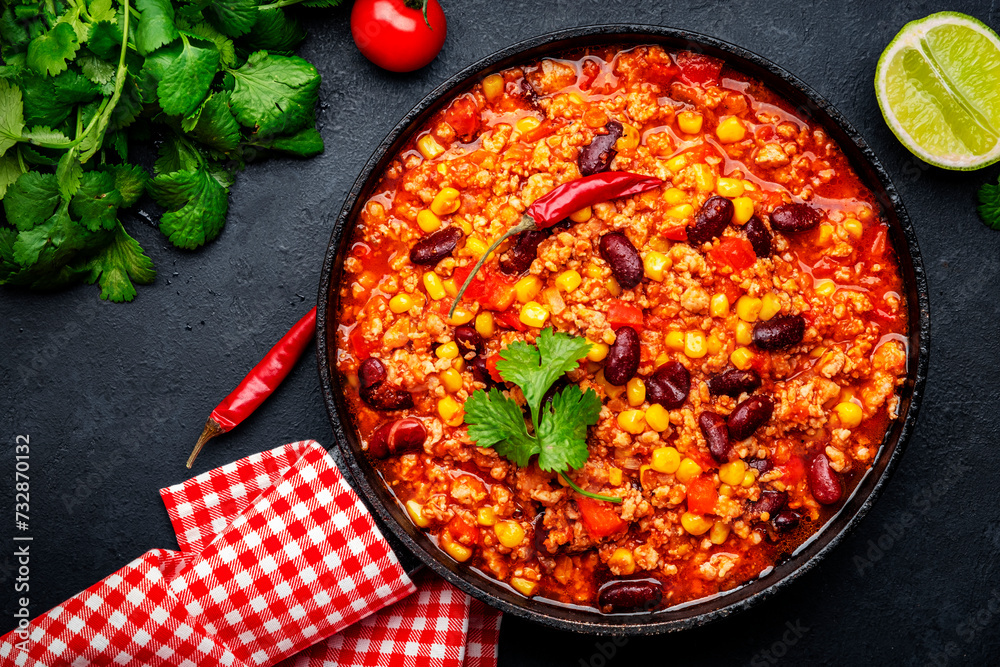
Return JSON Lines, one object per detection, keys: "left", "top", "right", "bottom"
{"left": 778, "top": 455, "right": 806, "bottom": 486}
{"left": 579, "top": 58, "right": 601, "bottom": 90}
{"left": 675, "top": 52, "right": 723, "bottom": 86}
{"left": 443, "top": 94, "right": 481, "bottom": 142}
{"left": 452, "top": 265, "right": 486, "bottom": 302}
{"left": 485, "top": 353, "right": 504, "bottom": 383}
{"left": 446, "top": 515, "right": 479, "bottom": 545}
{"left": 646, "top": 62, "right": 680, "bottom": 87}
{"left": 481, "top": 275, "right": 516, "bottom": 312}
{"left": 494, "top": 309, "right": 528, "bottom": 332}
{"left": 662, "top": 225, "right": 688, "bottom": 242}
{"left": 686, "top": 475, "right": 719, "bottom": 515}
{"left": 710, "top": 237, "right": 757, "bottom": 272}
{"left": 576, "top": 496, "right": 627, "bottom": 538}
{"left": 349, "top": 325, "right": 373, "bottom": 360}
{"left": 607, "top": 302, "right": 644, "bottom": 331}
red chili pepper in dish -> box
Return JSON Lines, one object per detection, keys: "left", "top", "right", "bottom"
{"left": 448, "top": 171, "right": 663, "bottom": 317}
{"left": 185, "top": 307, "right": 317, "bottom": 469}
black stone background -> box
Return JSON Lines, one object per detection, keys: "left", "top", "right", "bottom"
{"left": 3, "top": 1, "right": 1000, "bottom": 664}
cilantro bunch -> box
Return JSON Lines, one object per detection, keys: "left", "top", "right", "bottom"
{"left": 979, "top": 172, "right": 1000, "bottom": 230}
{"left": 0, "top": 0, "right": 338, "bottom": 301}
{"left": 464, "top": 328, "right": 621, "bottom": 503}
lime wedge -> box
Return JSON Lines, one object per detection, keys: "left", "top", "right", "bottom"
{"left": 876, "top": 11, "right": 1000, "bottom": 170}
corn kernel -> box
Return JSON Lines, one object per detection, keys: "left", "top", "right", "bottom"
{"left": 817, "top": 222, "right": 835, "bottom": 246}
{"left": 719, "top": 460, "right": 747, "bottom": 485}
{"left": 389, "top": 293, "right": 416, "bottom": 314}
{"left": 519, "top": 301, "right": 549, "bottom": 328}
{"left": 626, "top": 378, "right": 646, "bottom": 407}
{"left": 441, "top": 534, "right": 473, "bottom": 562}
{"left": 417, "top": 209, "right": 442, "bottom": 233}
{"left": 707, "top": 333, "right": 723, "bottom": 354}
{"left": 477, "top": 506, "right": 496, "bottom": 526}
{"left": 716, "top": 177, "right": 745, "bottom": 198}
{"left": 570, "top": 206, "right": 592, "bottom": 222}
{"left": 436, "top": 341, "right": 460, "bottom": 359}
{"left": 643, "top": 251, "right": 670, "bottom": 282}
{"left": 608, "top": 547, "right": 636, "bottom": 575}
{"left": 716, "top": 116, "right": 746, "bottom": 143}
{"left": 437, "top": 395, "right": 462, "bottom": 423}
{"left": 719, "top": 483, "right": 733, "bottom": 497}
{"left": 741, "top": 470, "right": 757, "bottom": 487}
{"left": 666, "top": 153, "right": 689, "bottom": 173}
{"left": 651, "top": 446, "right": 681, "bottom": 474}
{"left": 736, "top": 295, "right": 763, "bottom": 322}
{"left": 617, "top": 409, "right": 646, "bottom": 434}
{"left": 735, "top": 320, "right": 753, "bottom": 345}
{"left": 596, "top": 370, "right": 625, "bottom": 399}
{"left": 759, "top": 293, "right": 781, "bottom": 321}
{"left": 710, "top": 520, "right": 731, "bottom": 545}
{"left": 844, "top": 217, "right": 863, "bottom": 239}
{"left": 731, "top": 346, "right": 754, "bottom": 370}
{"left": 835, "top": 401, "right": 863, "bottom": 428}
{"left": 608, "top": 467, "right": 623, "bottom": 486}
{"left": 443, "top": 278, "right": 458, "bottom": 298}
{"left": 583, "top": 263, "right": 603, "bottom": 279}
{"left": 465, "top": 236, "right": 488, "bottom": 258}
{"left": 406, "top": 500, "right": 430, "bottom": 528}
{"left": 665, "top": 203, "right": 694, "bottom": 219}
{"left": 430, "top": 187, "right": 461, "bottom": 216}
{"left": 417, "top": 134, "right": 445, "bottom": 160}
{"left": 616, "top": 123, "right": 640, "bottom": 151}
{"left": 664, "top": 187, "right": 688, "bottom": 205}
{"left": 606, "top": 277, "right": 622, "bottom": 296}
{"left": 693, "top": 163, "right": 716, "bottom": 192}
{"left": 516, "top": 116, "right": 541, "bottom": 134}
{"left": 710, "top": 293, "right": 730, "bottom": 317}
{"left": 814, "top": 279, "right": 837, "bottom": 297}
{"left": 732, "top": 196, "right": 755, "bottom": 224}
{"left": 510, "top": 576, "right": 538, "bottom": 596}
{"left": 684, "top": 330, "right": 708, "bottom": 358}
{"left": 645, "top": 404, "right": 670, "bottom": 432}
{"left": 677, "top": 110, "right": 703, "bottom": 134}
{"left": 482, "top": 73, "right": 504, "bottom": 102}
{"left": 514, "top": 275, "right": 542, "bottom": 303}
{"left": 654, "top": 353, "right": 671, "bottom": 367}
{"left": 475, "top": 312, "right": 494, "bottom": 338}
{"left": 681, "top": 512, "right": 714, "bottom": 536}
{"left": 456, "top": 217, "right": 473, "bottom": 235}
{"left": 495, "top": 521, "right": 525, "bottom": 548}
{"left": 676, "top": 458, "right": 702, "bottom": 483}
{"left": 556, "top": 269, "right": 582, "bottom": 292}
{"left": 446, "top": 306, "right": 474, "bottom": 326}
{"left": 452, "top": 357, "right": 466, "bottom": 372}
{"left": 440, "top": 368, "right": 463, "bottom": 393}
{"left": 666, "top": 331, "right": 685, "bottom": 351}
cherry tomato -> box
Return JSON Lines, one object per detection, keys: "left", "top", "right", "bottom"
{"left": 350, "top": 0, "right": 447, "bottom": 73}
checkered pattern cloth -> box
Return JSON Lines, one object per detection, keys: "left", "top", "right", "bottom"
{"left": 0, "top": 441, "right": 501, "bottom": 667}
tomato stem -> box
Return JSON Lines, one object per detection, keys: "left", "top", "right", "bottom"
{"left": 403, "top": 0, "right": 432, "bottom": 29}
{"left": 560, "top": 473, "right": 622, "bottom": 503}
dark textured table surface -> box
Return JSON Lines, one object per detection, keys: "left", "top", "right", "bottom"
{"left": 4, "top": 1, "right": 1000, "bottom": 664}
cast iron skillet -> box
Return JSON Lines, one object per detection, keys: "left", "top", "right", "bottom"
{"left": 316, "top": 25, "right": 930, "bottom": 635}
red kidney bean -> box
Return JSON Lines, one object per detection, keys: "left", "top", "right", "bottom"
{"left": 808, "top": 454, "right": 843, "bottom": 505}
{"left": 599, "top": 231, "right": 643, "bottom": 289}
{"left": 597, "top": 579, "right": 663, "bottom": 612}
{"left": 533, "top": 512, "right": 551, "bottom": 554}
{"left": 470, "top": 355, "right": 493, "bottom": 386}
{"left": 699, "top": 411, "right": 731, "bottom": 463}
{"left": 752, "top": 314, "right": 805, "bottom": 350}
{"left": 744, "top": 215, "right": 772, "bottom": 257}
{"left": 772, "top": 509, "right": 802, "bottom": 532}
{"left": 409, "top": 227, "right": 462, "bottom": 265}
{"left": 727, "top": 395, "right": 774, "bottom": 440}
{"left": 746, "top": 489, "right": 787, "bottom": 520}
{"left": 360, "top": 382, "right": 415, "bottom": 411}
{"left": 686, "top": 196, "right": 734, "bottom": 245}
{"left": 645, "top": 361, "right": 691, "bottom": 409}
{"left": 707, "top": 368, "right": 761, "bottom": 397}
{"left": 499, "top": 228, "right": 547, "bottom": 275}
{"left": 579, "top": 121, "right": 623, "bottom": 176}
{"left": 358, "top": 357, "right": 387, "bottom": 389}
{"left": 604, "top": 326, "right": 640, "bottom": 386}
{"left": 454, "top": 326, "right": 484, "bottom": 356}
{"left": 746, "top": 457, "right": 773, "bottom": 473}
{"left": 770, "top": 203, "right": 821, "bottom": 233}
{"left": 368, "top": 418, "right": 427, "bottom": 458}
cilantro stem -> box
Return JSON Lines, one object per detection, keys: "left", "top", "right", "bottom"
{"left": 560, "top": 473, "right": 622, "bottom": 504}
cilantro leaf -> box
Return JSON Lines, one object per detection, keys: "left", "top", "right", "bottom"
{"left": 244, "top": 8, "right": 305, "bottom": 53}
{"left": 78, "top": 55, "right": 117, "bottom": 91}
{"left": 181, "top": 20, "right": 236, "bottom": 67}
{"left": 536, "top": 386, "right": 601, "bottom": 473}
{"left": 87, "top": 20, "right": 123, "bottom": 60}
{"left": 189, "top": 91, "right": 241, "bottom": 152}
{"left": 12, "top": 201, "right": 107, "bottom": 268}
{"left": 464, "top": 387, "right": 538, "bottom": 467}
{"left": 496, "top": 328, "right": 592, "bottom": 421}
{"left": 84, "top": 221, "right": 156, "bottom": 301}
{"left": 26, "top": 22, "right": 80, "bottom": 77}
{"left": 248, "top": 126, "right": 323, "bottom": 157}
{"left": 203, "top": 0, "right": 258, "bottom": 38}
{"left": 135, "top": 0, "right": 178, "bottom": 56}
{"left": 20, "top": 70, "right": 100, "bottom": 127}
{"left": 156, "top": 34, "right": 219, "bottom": 117}
{"left": 148, "top": 167, "right": 228, "bottom": 248}
{"left": 978, "top": 174, "right": 1000, "bottom": 230}
{"left": 0, "top": 150, "right": 26, "bottom": 199}
{"left": 102, "top": 163, "right": 148, "bottom": 206}
{"left": 4, "top": 171, "right": 61, "bottom": 232}
{"left": 0, "top": 79, "right": 24, "bottom": 157}
{"left": 229, "top": 51, "right": 319, "bottom": 136}
{"left": 55, "top": 148, "right": 82, "bottom": 200}
{"left": 70, "top": 171, "right": 122, "bottom": 231}
{"left": 0, "top": 226, "right": 19, "bottom": 281}
{"left": 88, "top": 0, "right": 116, "bottom": 24}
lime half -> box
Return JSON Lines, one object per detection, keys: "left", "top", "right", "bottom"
{"left": 876, "top": 11, "right": 1000, "bottom": 170}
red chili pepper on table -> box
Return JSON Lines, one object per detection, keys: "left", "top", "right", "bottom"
{"left": 185, "top": 306, "right": 318, "bottom": 469}
{"left": 448, "top": 171, "right": 663, "bottom": 317}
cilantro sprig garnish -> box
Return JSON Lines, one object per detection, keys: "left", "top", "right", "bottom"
{"left": 464, "top": 328, "right": 621, "bottom": 504}
{"left": 978, "top": 173, "right": 1000, "bottom": 230}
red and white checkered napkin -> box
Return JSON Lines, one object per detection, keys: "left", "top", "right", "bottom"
{"left": 0, "top": 440, "right": 501, "bottom": 667}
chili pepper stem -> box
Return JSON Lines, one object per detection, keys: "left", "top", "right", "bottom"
{"left": 448, "top": 214, "right": 537, "bottom": 318}
{"left": 560, "top": 472, "right": 622, "bottom": 503}
{"left": 186, "top": 418, "right": 226, "bottom": 469}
